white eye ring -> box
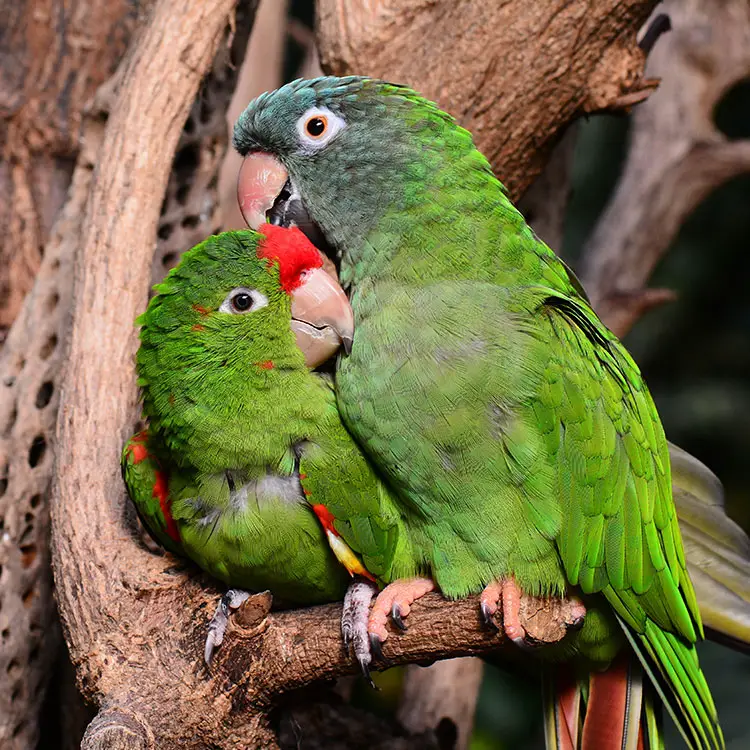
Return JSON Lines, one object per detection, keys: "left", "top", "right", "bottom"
{"left": 296, "top": 107, "right": 346, "bottom": 152}
{"left": 219, "top": 287, "right": 269, "bottom": 315}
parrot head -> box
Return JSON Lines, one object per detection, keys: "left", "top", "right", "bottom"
{"left": 138, "top": 225, "right": 353, "bottom": 378}
{"left": 232, "top": 76, "right": 484, "bottom": 273}
{"left": 136, "top": 226, "right": 354, "bottom": 472}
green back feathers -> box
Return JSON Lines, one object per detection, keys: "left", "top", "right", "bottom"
{"left": 234, "top": 77, "right": 724, "bottom": 748}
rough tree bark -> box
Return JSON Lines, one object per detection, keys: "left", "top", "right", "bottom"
{"left": 317, "top": 0, "right": 658, "bottom": 202}
{"left": 0, "top": 2, "right": 152, "bottom": 746}
{"left": 0, "top": 0, "right": 146, "bottom": 338}
{"left": 580, "top": 0, "right": 750, "bottom": 338}
{"left": 397, "top": 658, "right": 485, "bottom": 750}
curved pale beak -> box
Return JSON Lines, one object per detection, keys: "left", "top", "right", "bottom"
{"left": 237, "top": 152, "right": 289, "bottom": 230}
{"left": 291, "top": 268, "right": 354, "bottom": 368}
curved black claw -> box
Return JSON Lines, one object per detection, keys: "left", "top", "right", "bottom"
{"left": 566, "top": 615, "right": 586, "bottom": 632}
{"left": 391, "top": 602, "right": 408, "bottom": 632}
{"left": 204, "top": 588, "right": 251, "bottom": 665}
{"left": 369, "top": 632, "right": 385, "bottom": 662}
{"left": 481, "top": 601, "right": 499, "bottom": 629}
{"left": 639, "top": 12, "right": 671, "bottom": 54}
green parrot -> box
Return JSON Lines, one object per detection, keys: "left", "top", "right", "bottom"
{"left": 232, "top": 76, "right": 731, "bottom": 749}
{"left": 117, "top": 226, "right": 750, "bottom": 666}
{"left": 120, "top": 216, "right": 750, "bottom": 746}
{"left": 122, "top": 224, "right": 412, "bottom": 662}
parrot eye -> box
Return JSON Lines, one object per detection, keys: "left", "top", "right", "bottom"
{"left": 296, "top": 107, "right": 346, "bottom": 152}
{"left": 305, "top": 115, "right": 327, "bottom": 137}
{"left": 219, "top": 287, "right": 269, "bottom": 315}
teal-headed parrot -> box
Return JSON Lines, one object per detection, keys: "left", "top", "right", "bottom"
{"left": 230, "top": 76, "right": 737, "bottom": 749}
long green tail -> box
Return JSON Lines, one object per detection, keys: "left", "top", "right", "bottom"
{"left": 617, "top": 615, "right": 724, "bottom": 750}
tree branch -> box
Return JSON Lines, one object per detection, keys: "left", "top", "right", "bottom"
{"left": 580, "top": 0, "right": 750, "bottom": 337}
{"left": 317, "top": 0, "right": 658, "bottom": 201}
{"left": 0, "top": 4, "right": 155, "bottom": 745}
{"left": 397, "top": 657, "right": 485, "bottom": 750}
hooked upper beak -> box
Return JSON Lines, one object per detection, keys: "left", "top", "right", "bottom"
{"left": 291, "top": 267, "right": 354, "bottom": 368}
{"left": 237, "top": 152, "right": 289, "bottom": 231}
{"left": 238, "top": 151, "right": 350, "bottom": 367}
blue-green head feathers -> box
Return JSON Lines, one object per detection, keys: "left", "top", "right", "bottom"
{"left": 232, "top": 77, "right": 491, "bottom": 260}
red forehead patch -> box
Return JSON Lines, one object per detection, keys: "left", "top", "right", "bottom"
{"left": 257, "top": 224, "right": 324, "bottom": 294}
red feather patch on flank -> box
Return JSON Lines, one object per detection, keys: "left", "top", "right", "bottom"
{"left": 152, "top": 469, "right": 180, "bottom": 544}
{"left": 312, "top": 503, "right": 339, "bottom": 537}
{"left": 256, "top": 360, "right": 274, "bottom": 370}
{"left": 257, "top": 224, "right": 323, "bottom": 294}
{"left": 127, "top": 430, "right": 150, "bottom": 465}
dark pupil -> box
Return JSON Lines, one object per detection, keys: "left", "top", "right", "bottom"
{"left": 306, "top": 117, "right": 326, "bottom": 136}
{"left": 232, "top": 293, "right": 252, "bottom": 311}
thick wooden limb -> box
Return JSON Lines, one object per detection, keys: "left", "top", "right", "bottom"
{"left": 317, "top": 0, "right": 658, "bottom": 201}
{"left": 49, "top": 0, "right": 263, "bottom": 746}
{"left": 580, "top": 0, "right": 750, "bottom": 337}
{"left": 0, "top": 5, "right": 153, "bottom": 745}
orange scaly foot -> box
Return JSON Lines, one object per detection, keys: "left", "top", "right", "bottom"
{"left": 367, "top": 577, "right": 436, "bottom": 658}
{"left": 480, "top": 578, "right": 586, "bottom": 648}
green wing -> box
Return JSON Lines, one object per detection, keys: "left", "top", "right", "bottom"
{"left": 533, "top": 290, "right": 723, "bottom": 750}
{"left": 298, "top": 389, "right": 417, "bottom": 584}
{"left": 670, "top": 441, "right": 750, "bottom": 651}
{"left": 121, "top": 430, "right": 183, "bottom": 557}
